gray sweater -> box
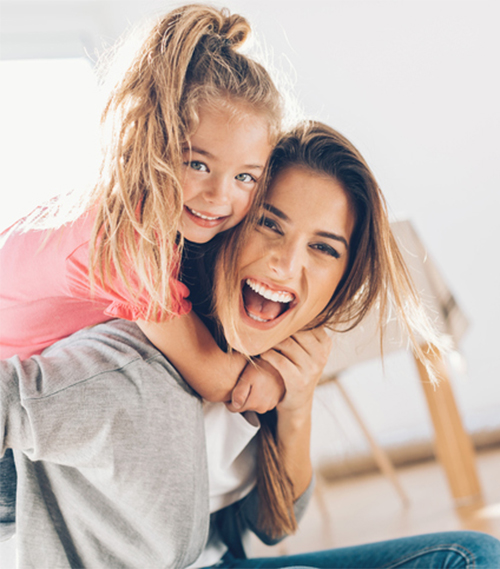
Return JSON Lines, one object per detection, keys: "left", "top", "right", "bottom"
{"left": 0, "top": 320, "right": 312, "bottom": 568}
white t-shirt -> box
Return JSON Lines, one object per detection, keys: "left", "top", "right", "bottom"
{"left": 187, "top": 401, "right": 261, "bottom": 568}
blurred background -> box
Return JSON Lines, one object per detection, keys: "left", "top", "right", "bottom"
{"left": 1, "top": 0, "right": 499, "bottom": 560}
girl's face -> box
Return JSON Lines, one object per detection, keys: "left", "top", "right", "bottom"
{"left": 180, "top": 101, "right": 272, "bottom": 243}
{"left": 221, "top": 166, "right": 356, "bottom": 355}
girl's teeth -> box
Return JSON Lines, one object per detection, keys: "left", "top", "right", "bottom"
{"left": 188, "top": 208, "right": 221, "bottom": 221}
{"left": 246, "top": 279, "right": 294, "bottom": 303}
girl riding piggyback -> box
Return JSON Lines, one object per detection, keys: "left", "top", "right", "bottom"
{"left": 0, "top": 4, "right": 284, "bottom": 400}
{"left": 0, "top": 3, "right": 285, "bottom": 540}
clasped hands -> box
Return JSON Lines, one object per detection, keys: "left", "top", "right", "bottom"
{"left": 226, "top": 327, "right": 332, "bottom": 415}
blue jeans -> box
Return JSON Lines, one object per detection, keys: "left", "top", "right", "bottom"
{"left": 0, "top": 449, "right": 16, "bottom": 541}
{"left": 213, "top": 531, "right": 500, "bottom": 568}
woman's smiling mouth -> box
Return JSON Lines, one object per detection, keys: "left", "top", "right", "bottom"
{"left": 242, "top": 278, "right": 296, "bottom": 324}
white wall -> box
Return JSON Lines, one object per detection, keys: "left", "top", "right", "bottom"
{"left": 1, "top": 0, "right": 499, "bottom": 464}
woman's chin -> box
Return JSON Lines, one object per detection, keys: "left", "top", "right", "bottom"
{"left": 224, "top": 329, "right": 267, "bottom": 357}
{"left": 224, "top": 306, "right": 286, "bottom": 356}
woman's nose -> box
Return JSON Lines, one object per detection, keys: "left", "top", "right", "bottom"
{"left": 268, "top": 240, "right": 302, "bottom": 280}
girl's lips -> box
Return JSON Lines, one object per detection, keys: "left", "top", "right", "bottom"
{"left": 184, "top": 206, "right": 229, "bottom": 228}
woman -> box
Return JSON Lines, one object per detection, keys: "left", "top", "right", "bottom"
{"left": 189, "top": 121, "right": 500, "bottom": 567}
{"left": 1, "top": 123, "right": 499, "bottom": 568}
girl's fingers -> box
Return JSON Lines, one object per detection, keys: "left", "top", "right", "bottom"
{"left": 265, "top": 327, "right": 332, "bottom": 372}
{"left": 259, "top": 348, "right": 297, "bottom": 379}
{"left": 259, "top": 327, "right": 332, "bottom": 414}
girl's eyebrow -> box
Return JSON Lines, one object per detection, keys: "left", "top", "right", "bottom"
{"left": 185, "top": 145, "right": 213, "bottom": 158}
{"left": 186, "top": 145, "right": 265, "bottom": 170}
{"left": 263, "top": 203, "right": 349, "bottom": 250}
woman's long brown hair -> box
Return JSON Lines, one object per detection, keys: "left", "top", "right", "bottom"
{"left": 215, "top": 121, "right": 448, "bottom": 538}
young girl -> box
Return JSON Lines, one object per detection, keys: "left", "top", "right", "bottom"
{"left": 0, "top": 3, "right": 286, "bottom": 540}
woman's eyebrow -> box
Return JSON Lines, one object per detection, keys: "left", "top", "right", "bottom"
{"left": 317, "top": 231, "right": 349, "bottom": 250}
{"left": 264, "top": 203, "right": 288, "bottom": 220}
{"left": 264, "top": 203, "right": 349, "bottom": 249}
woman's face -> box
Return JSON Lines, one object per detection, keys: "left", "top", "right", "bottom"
{"left": 222, "top": 165, "right": 355, "bottom": 355}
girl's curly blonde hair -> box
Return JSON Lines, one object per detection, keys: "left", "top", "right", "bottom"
{"left": 89, "top": 4, "right": 283, "bottom": 319}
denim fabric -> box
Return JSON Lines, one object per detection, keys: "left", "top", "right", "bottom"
{"left": 0, "top": 450, "right": 16, "bottom": 541}
{"left": 213, "top": 531, "right": 500, "bottom": 569}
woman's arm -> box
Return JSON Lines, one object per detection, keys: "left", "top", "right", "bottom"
{"left": 260, "top": 327, "right": 332, "bottom": 498}
{"left": 215, "top": 328, "right": 331, "bottom": 555}
{"left": 137, "top": 312, "right": 285, "bottom": 411}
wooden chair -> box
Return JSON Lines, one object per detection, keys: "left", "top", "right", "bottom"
{"left": 318, "top": 219, "right": 482, "bottom": 507}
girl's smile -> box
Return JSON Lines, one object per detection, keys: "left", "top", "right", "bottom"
{"left": 180, "top": 101, "right": 272, "bottom": 243}
{"left": 222, "top": 166, "right": 355, "bottom": 355}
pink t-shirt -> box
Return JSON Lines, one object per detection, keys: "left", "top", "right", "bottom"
{"left": 0, "top": 207, "right": 191, "bottom": 360}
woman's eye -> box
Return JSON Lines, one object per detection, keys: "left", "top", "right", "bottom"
{"left": 312, "top": 243, "right": 340, "bottom": 258}
{"left": 186, "top": 160, "right": 208, "bottom": 172}
{"left": 235, "top": 173, "right": 255, "bottom": 183}
{"left": 257, "top": 215, "right": 281, "bottom": 233}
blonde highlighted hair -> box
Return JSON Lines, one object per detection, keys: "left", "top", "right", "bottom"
{"left": 88, "top": 4, "right": 282, "bottom": 319}
{"left": 215, "top": 121, "right": 448, "bottom": 538}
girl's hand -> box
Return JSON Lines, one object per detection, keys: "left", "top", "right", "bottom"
{"left": 259, "top": 327, "right": 332, "bottom": 417}
{"left": 226, "top": 358, "right": 285, "bottom": 414}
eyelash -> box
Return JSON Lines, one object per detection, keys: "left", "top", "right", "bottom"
{"left": 258, "top": 215, "right": 340, "bottom": 258}
{"left": 184, "top": 160, "right": 208, "bottom": 172}
{"left": 311, "top": 243, "right": 340, "bottom": 259}
{"left": 235, "top": 173, "right": 256, "bottom": 183}
{"left": 183, "top": 160, "right": 256, "bottom": 183}
{"left": 258, "top": 215, "right": 282, "bottom": 234}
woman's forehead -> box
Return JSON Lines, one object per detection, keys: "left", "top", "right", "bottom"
{"left": 263, "top": 166, "right": 354, "bottom": 243}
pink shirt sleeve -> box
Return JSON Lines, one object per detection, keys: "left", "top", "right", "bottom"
{"left": 0, "top": 208, "right": 191, "bottom": 359}
{"left": 65, "top": 239, "right": 192, "bottom": 322}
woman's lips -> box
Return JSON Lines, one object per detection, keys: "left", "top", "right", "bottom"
{"left": 184, "top": 206, "right": 229, "bottom": 228}
{"left": 240, "top": 278, "right": 297, "bottom": 328}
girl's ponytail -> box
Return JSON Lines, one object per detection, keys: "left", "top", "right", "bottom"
{"left": 89, "top": 5, "right": 281, "bottom": 320}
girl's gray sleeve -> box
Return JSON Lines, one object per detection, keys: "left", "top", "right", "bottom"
{"left": 214, "top": 475, "right": 315, "bottom": 558}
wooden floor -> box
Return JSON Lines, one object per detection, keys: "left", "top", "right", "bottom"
{"left": 251, "top": 446, "right": 500, "bottom": 556}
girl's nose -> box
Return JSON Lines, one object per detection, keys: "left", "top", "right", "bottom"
{"left": 204, "top": 176, "right": 231, "bottom": 204}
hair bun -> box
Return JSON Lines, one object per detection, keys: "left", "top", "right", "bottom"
{"left": 219, "top": 11, "right": 250, "bottom": 49}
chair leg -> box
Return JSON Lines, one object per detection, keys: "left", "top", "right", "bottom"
{"left": 334, "top": 377, "right": 410, "bottom": 507}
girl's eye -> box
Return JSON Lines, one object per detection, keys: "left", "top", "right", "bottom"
{"left": 311, "top": 242, "right": 340, "bottom": 259}
{"left": 186, "top": 160, "right": 208, "bottom": 172}
{"left": 235, "top": 173, "right": 256, "bottom": 183}
{"left": 257, "top": 215, "right": 282, "bottom": 234}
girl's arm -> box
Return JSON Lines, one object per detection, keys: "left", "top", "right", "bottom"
{"left": 137, "top": 312, "right": 284, "bottom": 411}
{"left": 260, "top": 327, "right": 332, "bottom": 498}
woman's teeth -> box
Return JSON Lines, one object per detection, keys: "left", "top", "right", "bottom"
{"left": 187, "top": 207, "right": 222, "bottom": 221}
{"left": 245, "top": 279, "right": 294, "bottom": 304}
{"left": 247, "top": 313, "right": 269, "bottom": 323}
